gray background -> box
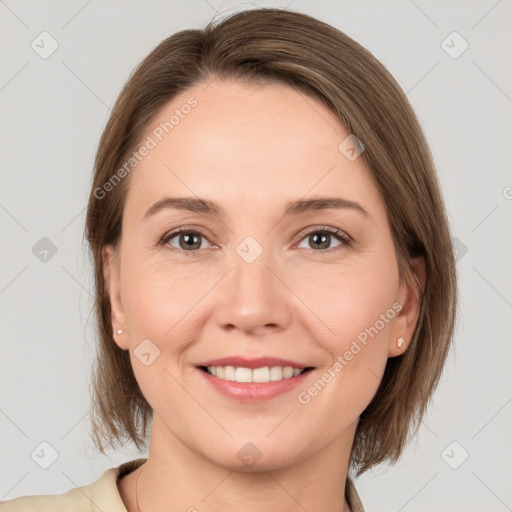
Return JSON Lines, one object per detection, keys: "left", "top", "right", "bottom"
{"left": 1, "top": 0, "right": 511, "bottom": 510}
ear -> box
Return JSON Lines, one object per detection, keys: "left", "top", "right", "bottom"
{"left": 102, "top": 245, "right": 129, "bottom": 350}
{"left": 388, "top": 255, "right": 426, "bottom": 357}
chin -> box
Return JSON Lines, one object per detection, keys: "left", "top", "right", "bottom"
{"left": 193, "top": 433, "right": 310, "bottom": 473}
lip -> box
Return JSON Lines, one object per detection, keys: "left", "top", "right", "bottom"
{"left": 196, "top": 356, "right": 309, "bottom": 369}
{"left": 195, "top": 357, "right": 314, "bottom": 402}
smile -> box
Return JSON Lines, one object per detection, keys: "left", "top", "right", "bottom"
{"left": 203, "top": 365, "right": 308, "bottom": 383}
{"left": 195, "top": 357, "right": 315, "bottom": 401}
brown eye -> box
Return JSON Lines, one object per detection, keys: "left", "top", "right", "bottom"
{"left": 296, "top": 227, "right": 350, "bottom": 252}
{"left": 162, "top": 230, "right": 208, "bottom": 252}
{"left": 309, "top": 232, "right": 338, "bottom": 250}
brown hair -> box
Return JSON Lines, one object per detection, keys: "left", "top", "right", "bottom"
{"left": 85, "top": 7, "right": 457, "bottom": 475}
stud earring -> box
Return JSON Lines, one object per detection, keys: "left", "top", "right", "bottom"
{"left": 397, "top": 337, "right": 404, "bottom": 348}
{"left": 116, "top": 329, "right": 123, "bottom": 335}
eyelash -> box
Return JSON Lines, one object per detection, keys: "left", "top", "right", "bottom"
{"left": 159, "top": 226, "right": 352, "bottom": 257}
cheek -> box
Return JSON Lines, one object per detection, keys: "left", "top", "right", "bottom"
{"left": 298, "top": 255, "right": 399, "bottom": 344}
{"left": 296, "top": 253, "right": 399, "bottom": 397}
{"left": 119, "top": 256, "right": 204, "bottom": 415}
{"left": 120, "top": 252, "right": 208, "bottom": 340}
{"left": 293, "top": 271, "right": 398, "bottom": 423}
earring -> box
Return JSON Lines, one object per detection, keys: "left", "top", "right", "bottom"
{"left": 397, "top": 337, "right": 404, "bottom": 348}
{"left": 116, "top": 329, "right": 123, "bottom": 335}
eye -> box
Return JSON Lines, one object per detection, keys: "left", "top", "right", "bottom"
{"left": 160, "top": 226, "right": 352, "bottom": 255}
{"left": 160, "top": 229, "right": 213, "bottom": 254}
{"left": 296, "top": 227, "right": 351, "bottom": 252}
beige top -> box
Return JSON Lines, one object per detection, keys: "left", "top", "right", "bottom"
{"left": 0, "top": 458, "right": 365, "bottom": 511}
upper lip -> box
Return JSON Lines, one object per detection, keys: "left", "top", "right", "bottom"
{"left": 196, "top": 357, "right": 312, "bottom": 369}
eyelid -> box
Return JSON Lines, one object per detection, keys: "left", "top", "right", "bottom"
{"left": 159, "top": 225, "right": 353, "bottom": 253}
{"left": 293, "top": 225, "right": 353, "bottom": 253}
{"left": 297, "top": 225, "right": 352, "bottom": 243}
{"left": 159, "top": 226, "right": 217, "bottom": 250}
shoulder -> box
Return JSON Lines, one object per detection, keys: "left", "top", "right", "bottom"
{"left": 0, "top": 458, "right": 147, "bottom": 512}
{"left": 0, "top": 487, "right": 91, "bottom": 512}
{"left": 346, "top": 476, "right": 365, "bottom": 512}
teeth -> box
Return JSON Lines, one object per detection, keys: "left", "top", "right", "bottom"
{"left": 269, "top": 366, "right": 283, "bottom": 381}
{"left": 235, "top": 367, "right": 252, "bottom": 382}
{"left": 224, "top": 366, "right": 236, "bottom": 381}
{"left": 205, "top": 365, "right": 305, "bottom": 383}
{"left": 282, "top": 366, "right": 294, "bottom": 379}
{"left": 252, "top": 367, "right": 270, "bottom": 383}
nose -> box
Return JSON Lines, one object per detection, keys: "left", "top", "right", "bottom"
{"left": 213, "top": 247, "right": 292, "bottom": 336}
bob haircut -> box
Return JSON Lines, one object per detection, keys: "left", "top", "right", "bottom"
{"left": 85, "top": 7, "right": 457, "bottom": 475}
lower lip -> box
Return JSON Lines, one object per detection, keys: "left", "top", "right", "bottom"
{"left": 197, "top": 367, "right": 313, "bottom": 401}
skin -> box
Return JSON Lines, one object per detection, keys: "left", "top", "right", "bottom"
{"left": 103, "top": 79, "right": 425, "bottom": 512}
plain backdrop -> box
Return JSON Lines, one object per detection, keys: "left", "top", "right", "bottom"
{"left": 1, "top": 1, "right": 511, "bottom": 511}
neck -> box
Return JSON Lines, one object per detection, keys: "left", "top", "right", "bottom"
{"left": 121, "top": 416, "right": 356, "bottom": 512}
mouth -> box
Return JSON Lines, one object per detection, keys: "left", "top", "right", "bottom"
{"left": 198, "top": 365, "right": 314, "bottom": 383}
{"left": 194, "top": 357, "right": 315, "bottom": 401}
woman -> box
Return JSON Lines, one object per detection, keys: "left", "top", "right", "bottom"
{"left": 1, "top": 7, "right": 456, "bottom": 512}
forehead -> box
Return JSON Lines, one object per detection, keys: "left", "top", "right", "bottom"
{"left": 124, "top": 79, "right": 383, "bottom": 221}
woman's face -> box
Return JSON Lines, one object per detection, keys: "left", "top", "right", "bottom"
{"left": 104, "top": 79, "right": 421, "bottom": 470}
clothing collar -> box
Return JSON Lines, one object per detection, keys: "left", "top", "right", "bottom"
{"left": 91, "top": 457, "right": 364, "bottom": 511}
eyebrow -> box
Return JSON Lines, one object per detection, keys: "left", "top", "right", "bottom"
{"left": 143, "top": 196, "right": 370, "bottom": 220}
